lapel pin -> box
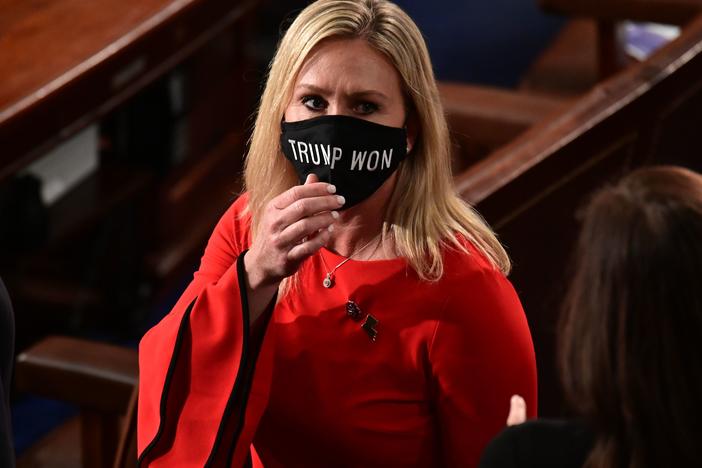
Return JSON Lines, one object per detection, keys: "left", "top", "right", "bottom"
{"left": 361, "top": 314, "right": 379, "bottom": 342}
{"left": 345, "top": 300, "right": 363, "bottom": 321}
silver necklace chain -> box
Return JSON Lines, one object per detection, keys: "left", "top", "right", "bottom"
{"left": 320, "top": 234, "right": 382, "bottom": 288}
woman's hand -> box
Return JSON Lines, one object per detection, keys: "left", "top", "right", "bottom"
{"left": 506, "top": 395, "right": 527, "bottom": 426}
{"left": 244, "top": 173, "right": 344, "bottom": 292}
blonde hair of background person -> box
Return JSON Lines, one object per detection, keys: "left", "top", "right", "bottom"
{"left": 244, "top": 0, "right": 510, "bottom": 289}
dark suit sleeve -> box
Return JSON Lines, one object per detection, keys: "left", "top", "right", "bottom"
{"left": 0, "top": 278, "right": 15, "bottom": 467}
{"left": 480, "top": 419, "right": 593, "bottom": 468}
{"left": 479, "top": 425, "right": 520, "bottom": 468}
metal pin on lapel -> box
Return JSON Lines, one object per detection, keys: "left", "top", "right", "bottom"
{"left": 361, "top": 314, "right": 379, "bottom": 342}
{"left": 346, "top": 300, "right": 363, "bottom": 321}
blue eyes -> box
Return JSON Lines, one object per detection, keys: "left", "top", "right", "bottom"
{"left": 301, "top": 95, "right": 379, "bottom": 115}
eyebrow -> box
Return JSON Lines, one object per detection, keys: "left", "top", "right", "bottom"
{"left": 296, "top": 83, "right": 390, "bottom": 101}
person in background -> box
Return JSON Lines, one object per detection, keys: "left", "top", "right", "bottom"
{"left": 137, "top": 1, "right": 537, "bottom": 466}
{"left": 480, "top": 165, "right": 702, "bottom": 468}
{"left": 0, "top": 277, "right": 15, "bottom": 467}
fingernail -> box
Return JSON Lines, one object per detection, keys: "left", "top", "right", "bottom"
{"left": 306, "top": 174, "right": 314, "bottom": 183}
{"left": 327, "top": 184, "right": 336, "bottom": 194}
{"left": 328, "top": 224, "right": 335, "bottom": 232}
{"left": 336, "top": 195, "right": 345, "bottom": 205}
{"left": 331, "top": 211, "right": 339, "bottom": 219}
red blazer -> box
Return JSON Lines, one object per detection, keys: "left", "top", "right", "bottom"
{"left": 138, "top": 194, "right": 537, "bottom": 467}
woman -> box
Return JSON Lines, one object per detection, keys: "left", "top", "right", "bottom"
{"left": 480, "top": 166, "right": 702, "bottom": 468}
{"left": 137, "top": 1, "right": 537, "bottom": 466}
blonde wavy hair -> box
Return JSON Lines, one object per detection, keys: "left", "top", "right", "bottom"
{"left": 244, "top": 0, "right": 510, "bottom": 282}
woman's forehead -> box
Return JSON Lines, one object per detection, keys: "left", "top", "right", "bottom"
{"left": 294, "top": 38, "right": 403, "bottom": 98}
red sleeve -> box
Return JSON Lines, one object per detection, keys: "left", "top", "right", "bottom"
{"left": 137, "top": 194, "right": 265, "bottom": 467}
{"left": 429, "top": 253, "right": 537, "bottom": 468}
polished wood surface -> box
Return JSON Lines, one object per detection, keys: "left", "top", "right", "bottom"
{"left": 0, "top": 0, "right": 185, "bottom": 111}
{"left": 15, "top": 336, "right": 137, "bottom": 413}
{"left": 15, "top": 337, "right": 138, "bottom": 467}
{"left": 519, "top": 19, "right": 599, "bottom": 97}
{"left": 439, "top": 83, "right": 570, "bottom": 168}
{"left": 0, "top": 0, "right": 256, "bottom": 181}
{"left": 540, "top": 0, "right": 702, "bottom": 25}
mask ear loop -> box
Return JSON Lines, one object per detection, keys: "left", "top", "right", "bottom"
{"left": 403, "top": 122, "right": 412, "bottom": 154}
{"left": 402, "top": 101, "right": 415, "bottom": 154}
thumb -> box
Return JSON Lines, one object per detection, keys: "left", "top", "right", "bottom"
{"left": 304, "top": 173, "right": 319, "bottom": 185}
{"left": 506, "top": 394, "right": 527, "bottom": 426}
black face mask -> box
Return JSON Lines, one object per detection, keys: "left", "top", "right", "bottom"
{"left": 281, "top": 115, "right": 408, "bottom": 210}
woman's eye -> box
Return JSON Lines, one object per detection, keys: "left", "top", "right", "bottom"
{"left": 355, "top": 101, "right": 379, "bottom": 115}
{"left": 302, "top": 95, "right": 326, "bottom": 111}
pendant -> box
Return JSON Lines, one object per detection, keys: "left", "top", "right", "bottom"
{"left": 361, "top": 314, "right": 379, "bottom": 342}
{"left": 323, "top": 274, "right": 333, "bottom": 288}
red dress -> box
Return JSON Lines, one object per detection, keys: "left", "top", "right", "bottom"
{"left": 138, "top": 194, "right": 537, "bottom": 467}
